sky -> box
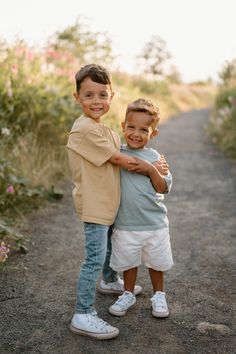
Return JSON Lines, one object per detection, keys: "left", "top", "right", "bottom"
{"left": 0, "top": 0, "right": 235, "bottom": 83}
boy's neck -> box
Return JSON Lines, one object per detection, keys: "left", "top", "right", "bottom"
{"left": 83, "top": 114, "right": 103, "bottom": 123}
{"left": 126, "top": 144, "right": 145, "bottom": 150}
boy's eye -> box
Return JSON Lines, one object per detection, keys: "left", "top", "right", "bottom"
{"left": 100, "top": 92, "right": 108, "bottom": 98}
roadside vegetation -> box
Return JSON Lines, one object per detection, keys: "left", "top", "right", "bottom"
{"left": 208, "top": 58, "right": 236, "bottom": 157}
{"left": 0, "top": 19, "right": 217, "bottom": 264}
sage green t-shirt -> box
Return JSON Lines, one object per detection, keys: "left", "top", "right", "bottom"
{"left": 114, "top": 145, "right": 172, "bottom": 231}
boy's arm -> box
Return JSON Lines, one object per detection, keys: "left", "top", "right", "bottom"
{"left": 109, "top": 150, "right": 164, "bottom": 175}
{"left": 108, "top": 151, "right": 137, "bottom": 170}
{"left": 127, "top": 158, "right": 167, "bottom": 193}
{"left": 109, "top": 151, "right": 171, "bottom": 193}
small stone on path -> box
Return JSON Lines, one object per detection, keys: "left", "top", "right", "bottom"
{"left": 197, "top": 322, "right": 231, "bottom": 335}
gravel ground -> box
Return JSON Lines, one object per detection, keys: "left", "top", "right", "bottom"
{"left": 0, "top": 108, "right": 235, "bottom": 354}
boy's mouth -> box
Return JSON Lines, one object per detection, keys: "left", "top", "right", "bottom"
{"left": 130, "top": 138, "right": 141, "bottom": 143}
{"left": 91, "top": 108, "right": 102, "bottom": 111}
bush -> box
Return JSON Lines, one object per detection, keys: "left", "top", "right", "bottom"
{"left": 0, "top": 40, "right": 73, "bottom": 259}
{"left": 209, "top": 87, "right": 236, "bottom": 156}
{"left": 0, "top": 40, "right": 78, "bottom": 145}
{"left": 132, "top": 76, "right": 170, "bottom": 96}
{"left": 0, "top": 40, "right": 76, "bottom": 212}
{"left": 209, "top": 59, "right": 236, "bottom": 157}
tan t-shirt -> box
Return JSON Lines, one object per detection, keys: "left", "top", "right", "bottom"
{"left": 66, "top": 115, "right": 121, "bottom": 225}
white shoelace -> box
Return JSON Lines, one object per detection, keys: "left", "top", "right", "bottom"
{"left": 107, "top": 278, "right": 123, "bottom": 290}
{"left": 115, "top": 292, "right": 134, "bottom": 308}
{"left": 87, "top": 312, "right": 109, "bottom": 329}
{"left": 152, "top": 294, "right": 166, "bottom": 309}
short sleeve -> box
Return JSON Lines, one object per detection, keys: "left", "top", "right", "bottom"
{"left": 164, "top": 172, "right": 173, "bottom": 193}
{"left": 67, "top": 128, "right": 117, "bottom": 167}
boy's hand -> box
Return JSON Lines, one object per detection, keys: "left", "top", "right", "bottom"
{"left": 128, "top": 156, "right": 168, "bottom": 193}
{"left": 128, "top": 158, "right": 155, "bottom": 176}
{"left": 154, "top": 154, "right": 169, "bottom": 176}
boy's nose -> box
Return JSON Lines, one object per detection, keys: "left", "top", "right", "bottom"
{"left": 132, "top": 129, "right": 140, "bottom": 136}
{"left": 93, "top": 95, "right": 101, "bottom": 104}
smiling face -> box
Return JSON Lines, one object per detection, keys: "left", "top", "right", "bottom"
{"left": 74, "top": 77, "right": 114, "bottom": 122}
{"left": 122, "top": 111, "right": 158, "bottom": 149}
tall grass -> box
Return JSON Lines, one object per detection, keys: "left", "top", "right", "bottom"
{"left": 11, "top": 134, "right": 69, "bottom": 189}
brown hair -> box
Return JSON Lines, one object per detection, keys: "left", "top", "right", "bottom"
{"left": 126, "top": 98, "right": 160, "bottom": 125}
{"left": 75, "top": 64, "right": 112, "bottom": 93}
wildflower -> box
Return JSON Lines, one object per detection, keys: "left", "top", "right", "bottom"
{"left": 5, "top": 79, "right": 13, "bottom": 98}
{"left": 11, "top": 64, "right": 19, "bottom": 75}
{"left": 6, "top": 185, "right": 14, "bottom": 194}
{"left": 26, "top": 50, "right": 35, "bottom": 61}
{"left": 1, "top": 127, "right": 10, "bottom": 136}
{"left": 46, "top": 49, "right": 60, "bottom": 58}
{"left": 41, "top": 62, "right": 55, "bottom": 73}
{"left": 0, "top": 241, "right": 10, "bottom": 263}
{"left": 218, "top": 106, "right": 231, "bottom": 119}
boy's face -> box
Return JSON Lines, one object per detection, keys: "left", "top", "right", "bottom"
{"left": 122, "top": 111, "right": 158, "bottom": 149}
{"left": 73, "top": 77, "right": 114, "bottom": 122}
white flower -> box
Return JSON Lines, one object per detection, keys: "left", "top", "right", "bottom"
{"left": 1, "top": 128, "right": 10, "bottom": 136}
{"left": 5, "top": 79, "right": 13, "bottom": 98}
{"left": 219, "top": 106, "right": 231, "bottom": 118}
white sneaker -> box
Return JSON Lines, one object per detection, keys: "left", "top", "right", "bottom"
{"left": 151, "top": 291, "right": 169, "bottom": 318}
{"left": 109, "top": 291, "right": 136, "bottom": 316}
{"left": 98, "top": 278, "right": 142, "bottom": 296}
{"left": 70, "top": 311, "right": 119, "bottom": 340}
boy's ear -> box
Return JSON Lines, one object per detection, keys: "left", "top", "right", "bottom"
{"left": 111, "top": 91, "right": 115, "bottom": 100}
{"left": 121, "top": 121, "right": 125, "bottom": 131}
{"left": 151, "top": 129, "right": 159, "bottom": 139}
{"left": 73, "top": 92, "right": 80, "bottom": 103}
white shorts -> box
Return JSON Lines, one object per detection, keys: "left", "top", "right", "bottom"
{"left": 110, "top": 228, "right": 174, "bottom": 272}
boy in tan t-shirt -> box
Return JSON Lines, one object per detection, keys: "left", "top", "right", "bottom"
{"left": 67, "top": 64, "right": 167, "bottom": 340}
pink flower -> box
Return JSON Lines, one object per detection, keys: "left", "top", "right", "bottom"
{"left": 0, "top": 242, "right": 10, "bottom": 263}
{"left": 6, "top": 185, "right": 14, "bottom": 194}
{"left": 11, "top": 64, "right": 19, "bottom": 75}
{"left": 46, "top": 49, "right": 60, "bottom": 58}
{"left": 26, "top": 50, "right": 35, "bottom": 61}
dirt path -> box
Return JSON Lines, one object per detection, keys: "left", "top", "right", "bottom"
{"left": 0, "top": 109, "right": 235, "bottom": 354}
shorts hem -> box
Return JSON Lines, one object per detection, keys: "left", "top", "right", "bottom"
{"left": 110, "top": 263, "right": 141, "bottom": 272}
{"left": 144, "top": 262, "right": 174, "bottom": 272}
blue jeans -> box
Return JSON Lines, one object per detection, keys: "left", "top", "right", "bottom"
{"left": 75, "top": 223, "right": 118, "bottom": 314}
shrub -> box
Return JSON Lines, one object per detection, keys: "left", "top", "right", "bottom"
{"left": 0, "top": 40, "right": 72, "bottom": 259}
{"left": 0, "top": 40, "right": 78, "bottom": 145}
{"left": 209, "top": 59, "right": 236, "bottom": 157}
{"left": 209, "top": 87, "right": 236, "bottom": 156}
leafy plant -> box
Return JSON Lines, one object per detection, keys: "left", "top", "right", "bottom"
{"left": 209, "top": 58, "right": 236, "bottom": 157}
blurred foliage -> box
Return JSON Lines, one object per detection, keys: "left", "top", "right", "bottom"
{"left": 218, "top": 58, "right": 236, "bottom": 85}
{"left": 137, "top": 35, "right": 172, "bottom": 79}
{"left": 133, "top": 76, "right": 170, "bottom": 96}
{"left": 0, "top": 39, "right": 77, "bottom": 145}
{"left": 209, "top": 58, "right": 236, "bottom": 157}
{"left": 48, "top": 17, "right": 114, "bottom": 68}
{"left": 0, "top": 38, "right": 77, "bottom": 216}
